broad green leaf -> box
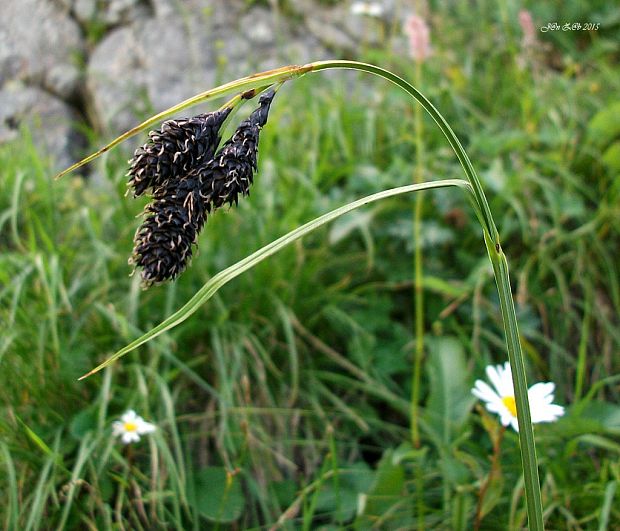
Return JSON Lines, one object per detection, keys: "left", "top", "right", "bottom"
{"left": 602, "top": 141, "right": 620, "bottom": 172}
{"left": 356, "top": 449, "right": 405, "bottom": 524}
{"left": 69, "top": 408, "right": 98, "bottom": 439}
{"left": 193, "top": 467, "right": 244, "bottom": 523}
{"left": 424, "top": 336, "right": 475, "bottom": 446}
{"left": 587, "top": 101, "right": 620, "bottom": 148}
{"left": 315, "top": 483, "right": 358, "bottom": 523}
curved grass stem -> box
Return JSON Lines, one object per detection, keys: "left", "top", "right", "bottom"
{"left": 79, "top": 179, "right": 473, "bottom": 379}
{"left": 307, "top": 60, "right": 543, "bottom": 531}
{"left": 59, "top": 59, "right": 543, "bottom": 530}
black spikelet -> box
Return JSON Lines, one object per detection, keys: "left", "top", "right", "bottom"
{"left": 130, "top": 89, "right": 276, "bottom": 287}
{"left": 130, "top": 176, "right": 207, "bottom": 286}
{"left": 194, "top": 89, "right": 275, "bottom": 211}
{"left": 127, "top": 108, "right": 231, "bottom": 197}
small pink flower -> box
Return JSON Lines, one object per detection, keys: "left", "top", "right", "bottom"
{"left": 519, "top": 10, "right": 537, "bottom": 48}
{"left": 404, "top": 14, "right": 432, "bottom": 62}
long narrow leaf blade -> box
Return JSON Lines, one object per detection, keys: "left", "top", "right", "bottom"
{"left": 54, "top": 65, "right": 310, "bottom": 180}
{"left": 79, "top": 179, "right": 472, "bottom": 379}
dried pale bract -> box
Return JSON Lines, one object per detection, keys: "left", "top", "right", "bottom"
{"left": 127, "top": 108, "right": 231, "bottom": 197}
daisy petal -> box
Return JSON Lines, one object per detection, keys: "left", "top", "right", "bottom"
{"left": 531, "top": 404, "right": 565, "bottom": 423}
{"left": 529, "top": 382, "right": 555, "bottom": 403}
{"left": 486, "top": 362, "right": 514, "bottom": 397}
{"left": 485, "top": 400, "right": 505, "bottom": 414}
{"left": 498, "top": 409, "right": 514, "bottom": 427}
{"left": 137, "top": 420, "right": 157, "bottom": 435}
{"left": 472, "top": 380, "right": 501, "bottom": 403}
{"left": 122, "top": 431, "right": 140, "bottom": 444}
{"left": 121, "top": 410, "right": 138, "bottom": 423}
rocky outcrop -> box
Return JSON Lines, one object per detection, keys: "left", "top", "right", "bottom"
{"left": 0, "top": 0, "right": 84, "bottom": 99}
{"left": 0, "top": 0, "right": 401, "bottom": 168}
{"left": 86, "top": 2, "right": 327, "bottom": 133}
{"left": 0, "top": 83, "right": 82, "bottom": 169}
{"left": 0, "top": 0, "right": 85, "bottom": 168}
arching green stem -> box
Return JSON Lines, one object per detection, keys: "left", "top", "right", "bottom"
{"left": 306, "top": 60, "right": 542, "bottom": 530}
{"left": 59, "top": 59, "right": 543, "bottom": 530}
{"left": 307, "top": 60, "right": 499, "bottom": 244}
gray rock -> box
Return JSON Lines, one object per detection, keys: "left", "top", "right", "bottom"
{"left": 305, "top": 16, "right": 358, "bottom": 54}
{"left": 0, "top": 37, "right": 21, "bottom": 87}
{"left": 87, "top": 26, "right": 146, "bottom": 134}
{"left": 341, "top": 6, "right": 388, "bottom": 47}
{"left": 87, "top": 17, "right": 218, "bottom": 135}
{"left": 103, "top": 0, "right": 151, "bottom": 26}
{"left": 291, "top": 1, "right": 396, "bottom": 53}
{"left": 239, "top": 8, "right": 276, "bottom": 47}
{"left": 0, "top": 0, "right": 352, "bottom": 160}
{"left": 0, "top": 0, "right": 84, "bottom": 99}
{"left": 150, "top": 0, "right": 178, "bottom": 18}
{"left": 68, "top": 0, "right": 151, "bottom": 26}
{"left": 73, "top": 0, "right": 97, "bottom": 22}
{"left": 139, "top": 17, "right": 215, "bottom": 115}
{"left": 86, "top": 0, "right": 329, "bottom": 136}
{"left": 0, "top": 82, "right": 82, "bottom": 170}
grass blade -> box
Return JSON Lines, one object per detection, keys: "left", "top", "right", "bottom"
{"left": 79, "top": 179, "right": 472, "bottom": 379}
{"left": 53, "top": 67, "right": 310, "bottom": 180}
{"left": 598, "top": 480, "right": 617, "bottom": 531}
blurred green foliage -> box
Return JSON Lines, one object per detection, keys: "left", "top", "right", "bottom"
{"left": 1, "top": 1, "right": 619, "bottom": 529}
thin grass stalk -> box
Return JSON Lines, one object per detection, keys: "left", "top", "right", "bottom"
{"left": 411, "top": 58, "right": 425, "bottom": 450}
{"left": 574, "top": 282, "right": 592, "bottom": 402}
{"left": 411, "top": 57, "right": 427, "bottom": 530}
{"left": 485, "top": 232, "right": 544, "bottom": 529}
{"left": 309, "top": 60, "right": 543, "bottom": 530}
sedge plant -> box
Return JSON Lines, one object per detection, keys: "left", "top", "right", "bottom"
{"left": 56, "top": 60, "right": 546, "bottom": 529}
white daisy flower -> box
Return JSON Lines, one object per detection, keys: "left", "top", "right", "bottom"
{"left": 472, "top": 362, "right": 565, "bottom": 432}
{"left": 112, "top": 410, "right": 156, "bottom": 444}
{"left": 350, "top": 2, "right": 384, "bottom": 18}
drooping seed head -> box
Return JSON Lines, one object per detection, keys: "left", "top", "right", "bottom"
{"left": 194, "top": 89, "right": 275, "bottom": 210}
{"left": 129, "top": 89, "right": 276, "bottom": 287}
{"left": 127, "top": 108, "right": 231, "bottom": 197}
{"left": 130, "top": 175, "right": 208, "bottom": 286}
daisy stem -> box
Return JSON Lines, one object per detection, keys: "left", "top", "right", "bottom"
{"left": 474, "top": 425, "right": 506, "bottom": 530}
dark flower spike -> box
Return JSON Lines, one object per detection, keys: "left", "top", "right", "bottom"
{"left": 131, "top": 89, "right": 276, "bottom": 287}
{"left": 130, "top": 175, "right": 208, "bottom": 286}
{"left": 127, "top": 107, "right": 232, "bottom": 197}
{"left": 194, "top": 89, "right": 276, "bottom": 211}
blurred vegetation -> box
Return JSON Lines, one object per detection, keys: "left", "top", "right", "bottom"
{"left": 1, "top": 1, "right": 619, "bottom": 529}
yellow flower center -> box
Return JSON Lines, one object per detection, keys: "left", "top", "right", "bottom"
{"left": 502, "top": 396, "right": 517, "bottom": 417}
{"left": 124, "top": 422, "right": 138, "bottom": 432}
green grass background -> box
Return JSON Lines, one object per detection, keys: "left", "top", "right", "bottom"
{"left": 1, "top": 2, "right": 619, "bottom": 529}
